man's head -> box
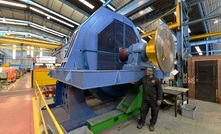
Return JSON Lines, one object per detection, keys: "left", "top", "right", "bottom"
{"left": 146, "top": 67, "right": 153, "bottom": 77}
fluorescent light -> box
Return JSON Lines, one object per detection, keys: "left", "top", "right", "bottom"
{"left": 0, "top": 21, "right": 28, "bottom": 26}
{"left": 130, "top": 7, "right": 152, "bottom": 20}
{"left": 30, "top": 7, "right": 74, "bottom": 28}
{"left": 84, "top": 1, "right": 94, "bottom": 9}
{"left": 30, "top": 25, "right": 65, "bottom": 37}
{"left": 31, "top": 47, "right": 34, "bottom": 57}
{"left": 195, "top": 46, "right": 203, "bottom": 55}
{"left": 0, "top": 18, "right": 66, "bottom": 38}
{"left": 174, "top": 12, "right": 176, "bottom": 16}
{"left": 107, "top": 4, "right": 116, "bottom": 11}
{"left": 139, "top": 11, "right": 144, "bottom": 15}
{"left": 214, "top": 19, "right": 218, "bottom": 24}
{"left": 27, "top": 46, "right": 30, "bottom": 55}
{"left": 136, "top": 27, "right": 145, "bottom": 33}
{"left": 0, "top": 0, "right": 27, "bottom": 8}
{"left": 195, "top": 46, "right": 201, "bottom": 52}
{"left": 40, "top": 48, "right": 43, "bottom": 56}
{"left": 148, "top": 36, "right": 152, "bottom": 39}
{"left": 79, "top": 0, "right": 94, "bottom": 9}
{"left": 188, "top": 28, "right": 191, "bottom": 33}
{"left": 13, "top": 45, "right": 16, "bottom": 59}
{"left": 19, "top": 0, "right": 79, "bottom": 25}
{"left": 31, "top": 23, "right": 66, "bottom": 36}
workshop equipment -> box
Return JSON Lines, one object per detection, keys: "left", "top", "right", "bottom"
{"left": 48, "top": 7, "right": 174, "bottom": 133}
{"left": 0, "top": 72, "right": 8, "bottom": 90}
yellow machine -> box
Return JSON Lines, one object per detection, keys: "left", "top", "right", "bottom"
{"left": 1, "top": 62, "right": 10, "bottom": 67}
{"left": 31, "top": 63, "right": 57, "bottom": 88}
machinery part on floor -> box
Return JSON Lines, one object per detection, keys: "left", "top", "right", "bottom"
{"left": 88, "top": 86, "right": 142, "bottom": 134}
{"left": 0, "top": 72, "right": 8, "bottom": 90}
{"left": 42, "top": 86, "right": 56, "bottom": 97}
{"left": 32, "top": 68, "right": 56, "bottom": 88}
{"left": 48, "top": 7, "right": 174, "bottom": 132}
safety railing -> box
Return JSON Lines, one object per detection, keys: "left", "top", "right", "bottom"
{"left": 33, "top": 80, "right": 64, "bottom": 134}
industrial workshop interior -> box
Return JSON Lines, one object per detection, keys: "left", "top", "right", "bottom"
{"left": 1, "top": 0, "right": 221, "bottom": 134}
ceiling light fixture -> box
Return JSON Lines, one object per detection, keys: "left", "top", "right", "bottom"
{"left": 79, "top": 0, "right": 94, "bottom": 9}
{"left": 0, "top": 0, "right": 27, "bottom": 8}
{"left": 139, "top": 11, "right": 144, "bottom": 14}
{"left": 18, "top": 0, "right": 80, "bottom": 26}
{"left": 30, "top": 7, "right": 74, "bottom": 28}
{"left": 30, "top": 25, "right": 64, "bottom": 37}
{"left": 130, "top": 7, "right": 153, "bottom": 20}
{"left": 136, "top": 26, "right": 145, "bottom": 34}
{"left": 214, "top": 19, "right": 218, "bottom": 24}
{"left": 195, "top": 46, "right": 203, "bottom": 55}
{"left": 188, "top": 28, "right": 191, "bottom": 33}
{"left": 0, "top": 21, "right": 28, "bottom": 26}
{"left": 0, "top": 17, "right": 67, "bottom": 38}
{"left": 30, "top": 24, "right": 66, "bottom": 37}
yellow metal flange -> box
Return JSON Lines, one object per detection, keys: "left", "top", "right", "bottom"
{"left": 146, "top": 35, "right": 159, "bottom": 67}
{"left": 145, "top": 24, "right": 174, "bottom": 74}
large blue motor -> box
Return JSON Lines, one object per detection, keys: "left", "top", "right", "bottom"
{"left": 49, "top": 6, "right": 173, "bottom": 132}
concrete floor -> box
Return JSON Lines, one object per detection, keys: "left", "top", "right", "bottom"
{"left": 2, "top": 72, "right": 220, "bottom": 134}
{"left": 105, "top": 99, "right": 221, "bottom": 134}
{"left": 45, "top": 95, "right": 221, "bottom": 134}
{"left": 0, "top": 73, "right": 34, "bottom": 134}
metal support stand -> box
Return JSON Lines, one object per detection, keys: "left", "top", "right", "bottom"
{"left": 87, "top": 86, "right": 142, "bottom": 134}
{"left": 49, "top": 82, "right": 96, "bottom": 132}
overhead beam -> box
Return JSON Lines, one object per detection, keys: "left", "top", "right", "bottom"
{"left": 0, "top": 36, "right": 62, "bottom": 49}
{"left": 184, "top": 13, "right": 221, "bottom": 25}
{"left": 187, "top": 0, "right": 206, "bottom": 6}
{"left": 117, "top": 0, "right": 157, "bottom": 17}
{"left": 133, "top": 0, "right": 204, "bottom": 27}
{"left": 132, "top": 2, "right": 175, "bottom": 26}
{"left": 141, "top": 2, "right": 180, "bottom": 38}
{"left": 190, "top": 31, "right": 221, "bottom": 40}
{"left": 190, "top": 39, "right": 221, "bottom": 46}
{"left": 197, "top": 3, "right": 208, "bottom": 33}
{"left": 0, "top": 45, "right": 51, "bottom": 53}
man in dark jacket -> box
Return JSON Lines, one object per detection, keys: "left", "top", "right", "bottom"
{"left": 132, "top": 67, "right": 162, "bottom": 131}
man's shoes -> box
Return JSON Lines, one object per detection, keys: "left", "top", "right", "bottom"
{"left": 137, "top": 122, "right": 144, "bottom": 129}
{"left": 149, "top": 125, "right": 155, "bottom": 131}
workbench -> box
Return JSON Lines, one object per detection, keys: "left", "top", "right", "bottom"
{"left": 162, "top": 86, "right": 189, "bottom": 117}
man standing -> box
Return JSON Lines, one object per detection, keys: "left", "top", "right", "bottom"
{"left": 131, "top": 67, "right": 162, "bottom": 131}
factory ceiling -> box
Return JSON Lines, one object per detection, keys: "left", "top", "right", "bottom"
{"left": 0, "top": 0, "right": 220, "bottom": 55}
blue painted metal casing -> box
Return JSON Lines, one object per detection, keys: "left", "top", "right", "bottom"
{"left": 49, "top": 7, "right": 150, "bottom": 90}
{"left": 48, "top": 7, "right": 170, "bottom": 132}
